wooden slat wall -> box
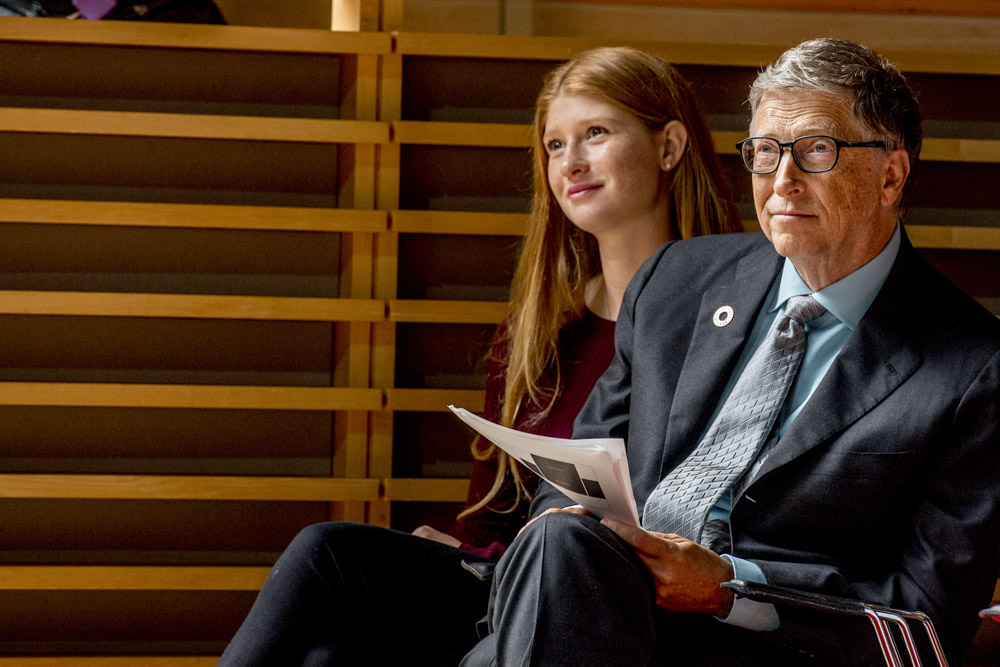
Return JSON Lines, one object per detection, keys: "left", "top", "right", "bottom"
{"left": 1, "top": 10, "right": 997, "bottom": 663}
{"left": 0, "top": 17, "right": 392, "bottom": 659}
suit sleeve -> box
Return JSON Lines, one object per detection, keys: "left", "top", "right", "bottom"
{"left": 528, "top": 243, "right": 672, "bottom": 519}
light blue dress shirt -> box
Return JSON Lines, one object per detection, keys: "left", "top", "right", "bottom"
{"left": 716, "top": 223, "right": 901, "bottom": 631}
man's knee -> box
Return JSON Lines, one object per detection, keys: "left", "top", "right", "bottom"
{"left": 516, "top": 511, "right": 628, "bottom": 556}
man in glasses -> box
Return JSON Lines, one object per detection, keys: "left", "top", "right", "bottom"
{"left": 463, "top": 38, "right": 999, "bottom": 666}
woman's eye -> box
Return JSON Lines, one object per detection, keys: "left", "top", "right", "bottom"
{"left": 546, "top": 139, "right": 563, "bottom": 153}
{"left": 588, "top": 126, "right": 606, "bottom": 138}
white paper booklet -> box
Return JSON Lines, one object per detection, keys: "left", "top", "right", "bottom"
{"left": 448, "top": 405, "right": 641, "bottom": 526}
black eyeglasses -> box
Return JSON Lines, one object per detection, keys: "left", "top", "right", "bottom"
{"left": 736, "top": 135, "right": 886, "bottom": 174}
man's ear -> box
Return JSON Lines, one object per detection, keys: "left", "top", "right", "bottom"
{"left": 881, "top": 148, "right": 911, "bottom": 208}
{"left": 659, "top": 120, "right": 689, "bottom": 172}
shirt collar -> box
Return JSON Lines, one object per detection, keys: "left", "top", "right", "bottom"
{"left": 772, "top": 222, "right": 901, "bottom": 330}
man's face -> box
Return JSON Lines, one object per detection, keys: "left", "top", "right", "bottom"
{"left": 751, "top": 91, "right": 900, "bottom": 288}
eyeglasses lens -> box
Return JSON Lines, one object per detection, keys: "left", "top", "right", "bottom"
{"left": 743, "top": 137, "right": 839, "bottom": 173}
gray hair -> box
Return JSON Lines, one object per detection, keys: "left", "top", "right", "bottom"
{"left": 748, "top": 38, "right": 922, "bottom": 209}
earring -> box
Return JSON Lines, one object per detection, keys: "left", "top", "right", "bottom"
{"left": 664, "top": 161, "right": 673, "bottom": 171}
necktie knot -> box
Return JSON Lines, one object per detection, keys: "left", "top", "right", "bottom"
{"left": 784, "top": 295, "right": 826, "bottom": 326}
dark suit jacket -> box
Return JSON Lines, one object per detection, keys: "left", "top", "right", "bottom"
{"left": 531, "top": 230, "right": 1000, "bottom": 664}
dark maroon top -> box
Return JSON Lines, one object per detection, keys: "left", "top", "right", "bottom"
{"left": 445, "top": 310, "right": 616, "bottom": 559}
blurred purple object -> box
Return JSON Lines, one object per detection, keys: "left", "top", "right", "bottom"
{"left": 72, "top": 0, "right": 116, "bottom": 19}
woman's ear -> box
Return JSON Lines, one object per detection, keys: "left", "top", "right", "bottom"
{"left": 659, "top": 120, "right": 689, "bottom": 172}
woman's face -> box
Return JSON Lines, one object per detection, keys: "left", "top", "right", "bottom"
{"left": 543, "top": 92, "right": 671, "bottom": 239}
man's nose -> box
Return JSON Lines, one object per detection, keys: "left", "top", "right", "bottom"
{"left": 772, "top": 146, "right": 804, "bottom": 196}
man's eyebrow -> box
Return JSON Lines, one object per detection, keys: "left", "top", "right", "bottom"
{"left": 755, "top": 123, "right": 846, "bottom": 139}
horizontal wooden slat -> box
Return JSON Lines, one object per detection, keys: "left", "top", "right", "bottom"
{"left": 0, "top": 659, "right": 217, "bottom": 667}
{"left": 396, "top": 212, "right": 998, "bottom": 252}
{"left": 0, "top": 383, "right": 383, "bottom": 411}
{"left": 395, "top": 33, "right": 1000, "bottom": 75}
{"left": 907, "top": 225, "right": 1000, "bottom": 250}
{"left": 389, "top": 299, "right": 507, "bottom": 323}
{"left": 0, "top": 108, "right": 389, "bottom": 144}
{"left": 0, "top": 199, "right": 388, "bottom": 233}
{"left": 383, "top": 477, "right": 471, "bottom": 502}
{"left": 918, "top": 137, "right": 1000, "bottom": 164}
{"left": 0, "top": 17, "right": 391, "bottom": 54}
{"left": 385, "top": 388, "right": 485, "bottom": 412}
{"left": 0, "top": 291, "right": 386, "bottom": 322}
{"left": 393, "top": 121, "right": 532, "bottom": 147}
{"left": 403, "top": 123, "right": 1000, "bottom": 165}
{"left": 549, "top": 0, "right": 1000, "bottom": 18}
{"left": 0, "top": 474, "right": 381, "bottom": 501}
{"left": 0, "top": 566, "right": 269, "bottom": 591}
{"left": 391, "top": 210, "right": 526, "bottom": 236}
{"left": 394, "top": 32, "right": 782, "bottom": 65}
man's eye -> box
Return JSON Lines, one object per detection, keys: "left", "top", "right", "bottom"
{"left": 757, "top": 143, "right": 777, "bottom": 154}
{"left": 804, "top": 139, "right": 833, "bottom": 154}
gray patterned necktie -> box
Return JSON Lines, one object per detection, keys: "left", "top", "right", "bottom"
{"left": 642, "top": 295, "right": 827, "bottom": 545}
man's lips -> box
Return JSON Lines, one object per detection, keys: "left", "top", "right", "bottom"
{"left": 566, "top": 183, "right": 601, "bottom": 200}
{"left": 769, "top": 210, "right": 813, "bottom": 221}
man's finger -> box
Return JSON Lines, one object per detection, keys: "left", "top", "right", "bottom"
{"left": 601, "top": 518, "right": 667, "bottom": 555}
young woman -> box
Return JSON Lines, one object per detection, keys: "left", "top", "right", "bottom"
{"left": 218, "top": 47, "right": 739, "bottom": 666}
{"left": 413, "top": 46, "right": 739, "bottom": 559}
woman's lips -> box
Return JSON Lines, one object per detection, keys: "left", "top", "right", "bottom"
{"left": 567, "top": 183, "right": 601, "bottom": 200}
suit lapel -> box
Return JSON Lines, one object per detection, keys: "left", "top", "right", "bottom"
{"left": 660, "top": 243, "right": 783, "bottom": 475}
{"left": 749, "top": 236, "right": 931, "bottom": 482}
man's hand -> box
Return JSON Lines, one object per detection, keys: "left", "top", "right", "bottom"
{"left": 411, "top": 525, "right": 462, "bottom": 548}
{"left": 601, "top": 518, "right": 735, "bottom": 617}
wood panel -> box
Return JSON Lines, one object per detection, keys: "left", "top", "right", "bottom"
{"left": 0, "top": 200, "right": 387, "bottom": 233}
{"left": 0, "top": 383, "right": 382, "bottom": 411}
{"left": 382, "top": 477, "right": 471, "bottom": 502}
{"left": 389, "top": 299, "right": 507, "bottom": 323}
{"left": 0, "top": 566, "right": 269, "bottom": 590}
{"left": 544, "top": 0, "right": 1000, "bottom": 19}
{"left": 394, "top": 120, "right": 532, "bottom": 147}
{"left": 0, "top": 17, "right": 391, "bottom": 54}
{"left": 395, "top": 32, "right": 1000, "bottom": 75}
{"left": 0, "top": 109, "right": 389, "bottom": 144}
{"left": 0, "top": 292, "right": 385, "bottom": 322}
{"left": 385, "top": 388, "right": 486, "bottom": 412}
{"left": 0, "top": 660, "right": 217, "bottom": 667}
{"left": 391, "top": 210, "right": 526, "bottom": 236}
{"left": 0, "top": 475, "right": 380, "bottom": 501}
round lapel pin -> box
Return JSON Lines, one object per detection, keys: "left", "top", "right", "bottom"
{"left": 713, "top": 305, "right": 734, "bottom": 327}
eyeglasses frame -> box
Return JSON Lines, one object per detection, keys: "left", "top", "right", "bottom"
{"left": 735, "top": 135, "right": 887, "bottom": 174}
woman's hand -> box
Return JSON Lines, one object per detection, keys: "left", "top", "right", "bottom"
{"left": 411, "top": 525, "right": 462, "bottom": 548}
{"left": 601, "top": 518, "right": 735, "bottom": 617}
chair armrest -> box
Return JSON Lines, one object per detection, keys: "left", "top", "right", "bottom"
{"left": 721, "top": 579, "right": 890, "bottom": 617}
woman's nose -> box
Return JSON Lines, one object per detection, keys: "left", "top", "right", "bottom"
{"left": 559, "top": 143, "right": 587, "bottom": 177}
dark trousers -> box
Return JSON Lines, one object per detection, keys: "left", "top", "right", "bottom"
{"left": 218, "top": 522, "right": 492, "bottom": 666}
{"left": 461, "top": 512, "right": 835, "bottom": 667}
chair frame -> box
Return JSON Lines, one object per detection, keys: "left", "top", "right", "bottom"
{"left": 721, "top": 579, "right": 949, "bottom": 667}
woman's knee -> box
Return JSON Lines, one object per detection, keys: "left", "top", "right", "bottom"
{"left": 281, "top": 521, "right": 373, "bottom": 568}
